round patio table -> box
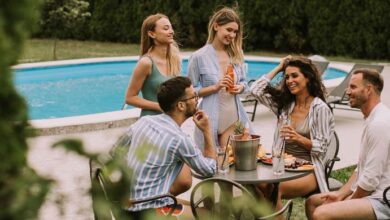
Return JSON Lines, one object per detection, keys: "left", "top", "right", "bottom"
{"left": 214, "top": 162, "right": 311, "bottom": 184}
{"left": 214, "top": 162, "right": 312, "bottom": 205}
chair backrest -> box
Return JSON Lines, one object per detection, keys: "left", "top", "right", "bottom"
{"left": 312, "top": 60, "right": 329, "bottom": 76}
{"left": 89, "top": 159, "right": 115, "bottom": 220}
{"left": 89, "top": 159, "right": 178, "bottom": 219}
{"left": 384, "top": 186, "right": 390, "bottom": 208}
{"left": 190, "top": 177, "right": 293, "bottom": 220}
{"left": 190, "top": 177, "right": 259, "bottom": 220}
{"left": 248, "top": 79, "right": 256, "bottom": 87}
{"left": 329, "top": 64, "right": 384, "bottom": 100}
{"left": 324, "top": 132, "right": 340, "bottom": 186}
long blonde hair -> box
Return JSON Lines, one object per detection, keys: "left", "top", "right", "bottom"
{"left": 140, "top": 13, "right": 181, "bottom": 76}
{"left": 207, "top": 7, "right": 244, "bottom": 64}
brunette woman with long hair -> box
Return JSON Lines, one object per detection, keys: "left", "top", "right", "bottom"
{"left": 251, "top": 55, "right": 335, "bottom": 212}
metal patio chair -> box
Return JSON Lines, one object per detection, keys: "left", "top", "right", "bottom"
{"left": 190, "top": 177, "right": 293, "bottom": 220}
{"left": 89, "top": 159, "right": 178, "bottom": 219}
{"left": 324, "top": 132, "right": 343, "bottom": 191}
{"left": 384, "top": 186, "right": 390, "bottom": 208}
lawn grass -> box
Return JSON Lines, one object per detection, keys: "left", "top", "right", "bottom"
{"left": 20, "top": 38, "right": 389, "bottom": 64}
{"left": 19, "top": 39, "right": 140, "bottom": 63}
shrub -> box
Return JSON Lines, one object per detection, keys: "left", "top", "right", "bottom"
{"left": 0, "top": 1, "right": 52, "bottom": 219}
{"left": 36, "top": 0, "right": 390, "bottom": 59}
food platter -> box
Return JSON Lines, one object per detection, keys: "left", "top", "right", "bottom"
{"left": 285, "top": 164, "right": 314, "bottom": 172}
{"left": 259, "top": 157, "right": 272, "bottom": 165}
{"left": 259, "top": 156, "right": 315, "bottom": 172}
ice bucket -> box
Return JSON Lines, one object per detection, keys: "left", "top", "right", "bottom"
{"left": 230, "top": 134, "right": 260, "bottom": 171}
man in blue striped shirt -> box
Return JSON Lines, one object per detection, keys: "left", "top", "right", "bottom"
{"left": 111, "top": 76, "right": 216, "bottom": 214}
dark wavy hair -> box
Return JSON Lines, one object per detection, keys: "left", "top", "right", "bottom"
{"left": 265, "top": 56, "right": 327, "bottom": 116}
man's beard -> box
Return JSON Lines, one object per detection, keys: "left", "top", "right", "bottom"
{"left": 185, "top": 105, "right": 197, "bottom": 118}
{"left": 349, "top": 95, "right": 365, "bottom": 109}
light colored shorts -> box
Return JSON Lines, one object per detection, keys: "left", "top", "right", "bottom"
{"left": 368, "top": 197, "right": 390, "bottom": 220}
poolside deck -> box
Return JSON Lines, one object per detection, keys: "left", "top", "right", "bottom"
{"left": 27, "top": 62, "right": 389, "bottom": 219}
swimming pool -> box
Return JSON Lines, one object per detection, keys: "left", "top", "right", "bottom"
{"left": 14, "top": 57, "right": 346, "bottom": 120}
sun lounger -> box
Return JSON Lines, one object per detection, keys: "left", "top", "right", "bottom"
{"left": 312, "top": 60, "right": 329, "bottom": 76}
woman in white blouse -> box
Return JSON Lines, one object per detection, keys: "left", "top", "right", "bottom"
{"left": 250, "top": 56, "right": 335, "bottom": 211}
{"left": 187, "top": 7, "right": 252, "bottom": 150}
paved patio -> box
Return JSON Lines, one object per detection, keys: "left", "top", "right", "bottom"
{"left": 28, "top": 63, "right": 389, "bottom": 219}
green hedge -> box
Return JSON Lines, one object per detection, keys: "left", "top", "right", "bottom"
{"left": 35, "top": 0, "right": 390, "bottom": 59}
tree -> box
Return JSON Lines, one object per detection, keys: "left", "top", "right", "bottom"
{"left": 40, "top": 0, "right": 91, "bottom": 59}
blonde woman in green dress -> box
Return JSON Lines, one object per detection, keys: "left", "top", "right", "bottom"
{"left": 125, "top": 13, "right": 181, "bottom": 116}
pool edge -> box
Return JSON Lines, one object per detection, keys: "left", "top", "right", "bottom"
{"left": 23, "top": 56, "right": 352, "bottom": 135}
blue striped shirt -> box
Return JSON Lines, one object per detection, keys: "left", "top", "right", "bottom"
{"left": 115, "top": 114, "right": 216, "bottom": 211}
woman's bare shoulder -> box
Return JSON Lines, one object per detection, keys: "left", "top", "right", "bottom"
{"left": 132, "top": 56, "right": 153, "bottom": 76}
{"left": 137, "top": 56, "right": 153, "bottom": 66}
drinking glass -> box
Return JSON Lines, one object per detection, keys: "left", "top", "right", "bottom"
{"left": 280, "top": 114, "right": 291, "bottom": 140}
{"left": 217, "top": 147, "right": 229, "bottom": 174}
{"left": 272, "top": 114, "right": 290, "bottom": 175}
{"left": 272, "top": 146, "right": 285, "bottom": 175}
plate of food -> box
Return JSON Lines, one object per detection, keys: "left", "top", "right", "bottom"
{"left": 259, "top": 157, "right": 273, "bottom": 165}
{"left": 259, "top": 153, "right": 294, "bottom": 165}
{"left": 285, "top": 160, "right": 314, "bottom": 172}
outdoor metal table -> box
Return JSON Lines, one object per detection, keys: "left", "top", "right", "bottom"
{"left": 215, "top": 161, "right": 310, "bottom": 184}
{"left": 214, "top": 161, "right": 312, "bottom": 205}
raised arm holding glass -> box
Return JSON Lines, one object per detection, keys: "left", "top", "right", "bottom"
{"left": 250, "top": 56, "right": 335, "bottom": 210}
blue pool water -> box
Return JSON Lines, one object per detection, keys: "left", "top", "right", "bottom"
{"left": 14, "top": 60, "right": 346, "bottom": 119}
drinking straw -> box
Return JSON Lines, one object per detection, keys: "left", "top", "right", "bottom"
{"left": 221, "top": 135, "right": 231, "bottom": 167}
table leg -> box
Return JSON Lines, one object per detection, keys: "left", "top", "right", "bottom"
{"left": 270, "top": 183, "right": 279, "bottom": 206}
{"left": 218, "top": 182, "right": 235, "bottom": 219}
